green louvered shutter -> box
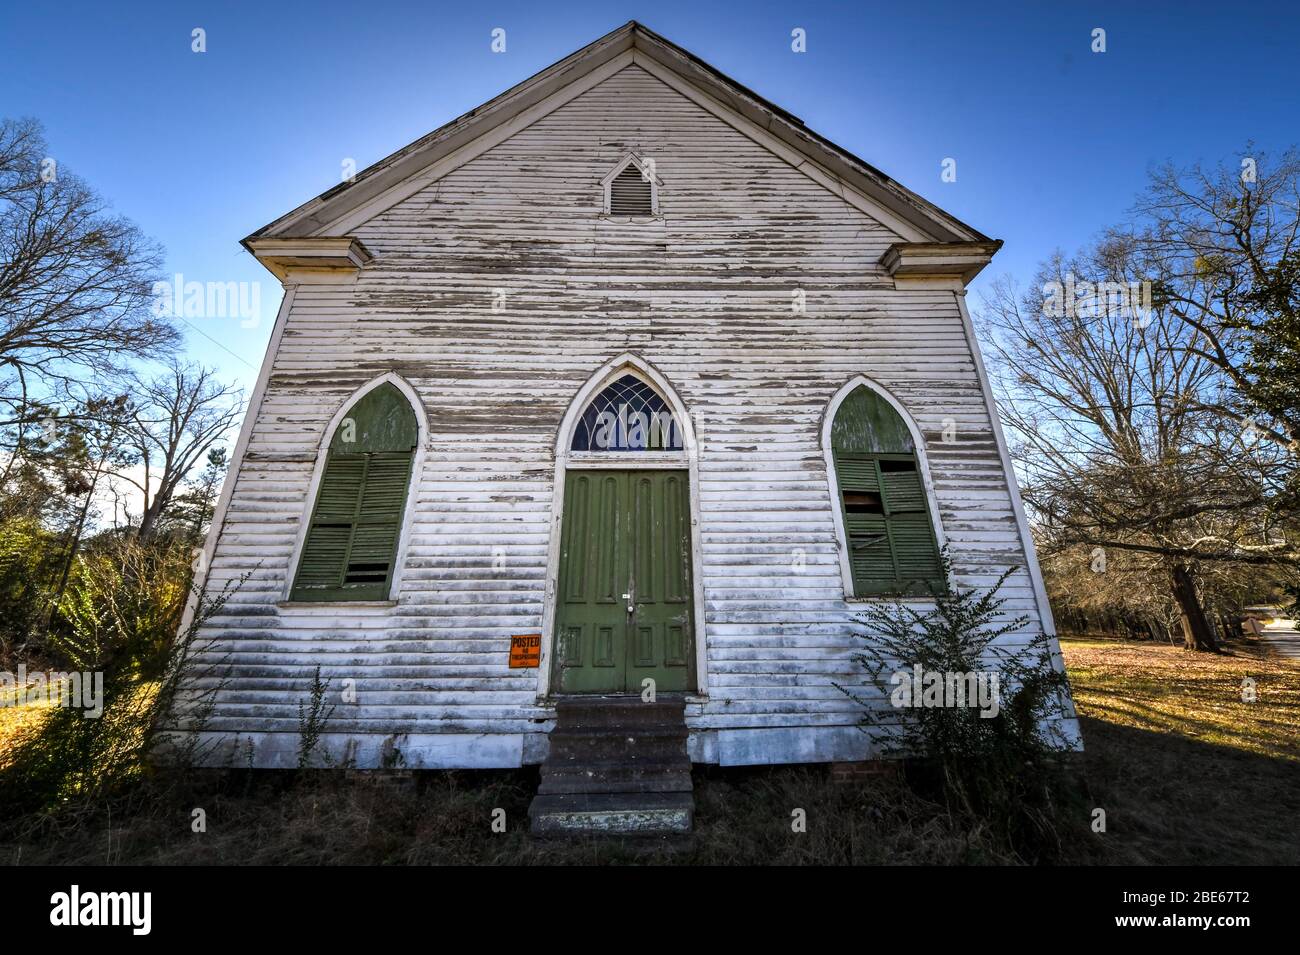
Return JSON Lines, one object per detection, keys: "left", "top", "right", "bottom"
{"left": 344, "top": 452, "right": 413, "bottom": 590}
{"left": 291, "top": 451, "right": 413, "bottom": 601}
{"left": 294, "top": 454, "right": 365, "bottom": 593}
{"left": 880, "top": 461, "right": 943, "bottom": 592}
{"left": 832, "top": 385, "right": 945, "bottom": 597}
{"left": 836, "top": 454, "right": 895, "bottom": 594}
{"left": 291, "top": 383, "right": 418, "bottom": 602}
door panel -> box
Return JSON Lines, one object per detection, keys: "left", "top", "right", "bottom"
{"left": 554, "top": 469, "right": 694, "bottom": 694}
{"left": 626, "top": 471, "right": 692, "bottom": 692}
{"left": 555, "top": 472, "right": 630, "bottom": 692}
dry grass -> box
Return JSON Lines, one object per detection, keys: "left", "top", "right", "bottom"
{"left": 1060, "top": 634, "right": 1300, "bottom": 865}
{"left": 1063, "top": 635, "right": 1300, "bottom": 761}
{"left": 2, "top": 635, "right": 1297, "bottom": 865}
{"left": 1, "top": 765, "right": 1038, "bottom": 866}
{"left": 0, "top": 681, "right": 56, "bottom": 760}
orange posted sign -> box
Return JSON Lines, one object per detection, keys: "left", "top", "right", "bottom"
{"left": 509, "top": 633, "right": 542, "bottom": 668}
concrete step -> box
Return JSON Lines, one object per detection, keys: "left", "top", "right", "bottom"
{"left": 529, "top": 792, "right": 694, "bottom": 835}
{"left": 544, "top": 733, "right": 688, "bottom": 764}
{"left": 531, "top": 695, "right": 695, "bottom": 834}
{"left": 538, "top": 761, "right": 693, "bottom": 795}
{"left": 551, "top": 696, "right": 687, "bottom": 731}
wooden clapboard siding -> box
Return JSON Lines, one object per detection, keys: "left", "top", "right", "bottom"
{"left": 186, "top": 64, "right": 1052, "bottom": 762}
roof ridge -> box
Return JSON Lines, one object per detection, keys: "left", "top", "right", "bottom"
{"left": 244, "top": 21, "right": 990, "bottom": 247}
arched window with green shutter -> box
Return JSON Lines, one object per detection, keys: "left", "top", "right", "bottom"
{"left": 830, "top": 385, "right": 945, "bottom": 597}
{"left": 291, "top": 383, "right": 418, "bottom": 601}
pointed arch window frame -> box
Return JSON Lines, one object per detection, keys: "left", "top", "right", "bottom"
{"left": 821, "top": 376, "right": 948, "bottom": 601}
{"left": 281, "top": 373, "right": 427, "bottom": 606}
{"left": 569, "top": 372, "right": 686, "bottom": 455}
{"left": 564, "top": 365, "right": 690, "bottom": 469}
{"left": 599, "top": 152, "right": 662, "bottom": 217}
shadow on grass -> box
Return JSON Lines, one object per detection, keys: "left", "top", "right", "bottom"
{"left": 1077, "top": 715, "right": 1300, "bottom": 865}
{"left": 5, "top": 635, "right": 1295, "bottom": 865}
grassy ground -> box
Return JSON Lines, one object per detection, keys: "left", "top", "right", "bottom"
{"left": 1, "top": 634, "right": 1297, "bottom": 865}
{"left": 0, "top": 682, "right": 55, "bottom": 754}
{"left": 2, "top": 766, "right": 1015, "bottom": 865}
{"left": 1056, "top": 634, "right": 1300, "bottom": 865}
{"left": 1064, "top": 635, "right": 1300, "bottom": 760}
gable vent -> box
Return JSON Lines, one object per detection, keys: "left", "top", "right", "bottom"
{"left": 610, "top": 163, "right": 654, "bottom": 216}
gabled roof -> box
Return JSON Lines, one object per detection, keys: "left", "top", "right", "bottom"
{"left": 244, "top": 20, "right": 993, "bottom": 251}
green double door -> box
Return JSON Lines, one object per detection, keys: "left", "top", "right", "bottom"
{"left": 553, "top": 469, "right": 694, "bottom": 694}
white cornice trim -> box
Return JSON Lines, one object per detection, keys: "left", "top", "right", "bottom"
{"left": 244, "top": 236, "right": 373, "bottom": 280}
{"left": 880, "top": 241, "right": 1003, "bottom": 288}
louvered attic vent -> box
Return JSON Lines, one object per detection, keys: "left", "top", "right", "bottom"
{"left": 610, "top": 163, "right": 654, "bottom": 215}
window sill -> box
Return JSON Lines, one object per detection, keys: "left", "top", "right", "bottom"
{"left": 535, "top": 692, "right": 710, "bottom": 706}
{"left": 277, "top": 600, "right": 397, "bottom": 609}
{"left": 845, "top": 595, "right": 943, "bottom": 604}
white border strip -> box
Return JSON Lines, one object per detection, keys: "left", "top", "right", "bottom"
{"left": 952, "top": 290, "right": 1059, "bottom": 637}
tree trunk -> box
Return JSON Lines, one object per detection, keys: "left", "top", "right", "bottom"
{"left": 137, "top": 505, "right": 158, "bottom": 541}
{"left": 1148, "top": 615, "right": 1168, "bottom": 643}
{"left": 1170, "top": 563, "right": 1219, "bottom": 652}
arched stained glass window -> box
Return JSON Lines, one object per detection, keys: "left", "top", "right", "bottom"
{"left": 831, "top": 386, "right": 945, "bottom": 596}
{"left": 571, "top": 374, "right": 683, "bottom": 452}
{"left": 291, "top": 383, "right": 418, "bottom": 601}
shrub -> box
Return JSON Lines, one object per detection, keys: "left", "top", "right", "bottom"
{"left": 0, "top": 517, "right": 64, "bottom": 661}
{"left": 0, "top": 535, "right": 232, "bottom": 817}
{"left": 48, "top": 533, "right": 192, "bottom": 678}
{"left": 839, "top": 553, "right": 1082, "bottom": 862}
{"left": 296, "top": 666, "right": 336, "bottom": 770}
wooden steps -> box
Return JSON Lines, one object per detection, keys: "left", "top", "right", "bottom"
{"left": 529, "top": 696, "right": 694, "bottom": 835}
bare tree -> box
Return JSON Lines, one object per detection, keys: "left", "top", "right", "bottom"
{"left": 1120, "top": 148, "right": 1300, "bottom": 453}
{"left": 163, "top": 445, "right": 229, "bottom": 542}
{"left": 0, "top": 116, "right": 177, "bottom": 431}
{"left": 45, "top": 395, "right": 136, "bottom": 622}
{"left": 980, "top": 244, "right": 1296, "bottom": 651}
{"left": 112, "top": 361, "right": 242, "bottom": 541}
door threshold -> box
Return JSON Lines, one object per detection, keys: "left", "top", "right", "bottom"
{"left": 549, "top": 692, "right": 691, "bottom": 702}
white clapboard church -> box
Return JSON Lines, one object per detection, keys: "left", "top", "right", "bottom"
{"left": 178, "top": 22, "right": 1076, "bottom": 822}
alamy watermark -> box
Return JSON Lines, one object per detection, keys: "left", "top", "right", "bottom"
{"left": 587, "top": 404, "right": 682, "bottom": 450}
{"left": 1042, "top": 273, "right": 1154, "bottom": 327}
{"left": 889, "top": 664, "right": 1000, "bottom": 718}
{"left": 152, "top": 273, "right": 261, "bottom": 327}
{"left": 1, "top": 665, "right": 104, "bottom": 718}
{"left": 50, "top": 885, "right": 151, "bottom": 935}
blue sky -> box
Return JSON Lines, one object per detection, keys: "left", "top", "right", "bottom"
{"left": 2, "top": 0, "right": 1297, "bottom": 390}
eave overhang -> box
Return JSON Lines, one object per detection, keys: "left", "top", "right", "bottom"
{"left": 243, "top": 236, "right": 373, "bottom": 281}
{"left": 879, "top": 241, "right": 1003, "bottom": 287}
